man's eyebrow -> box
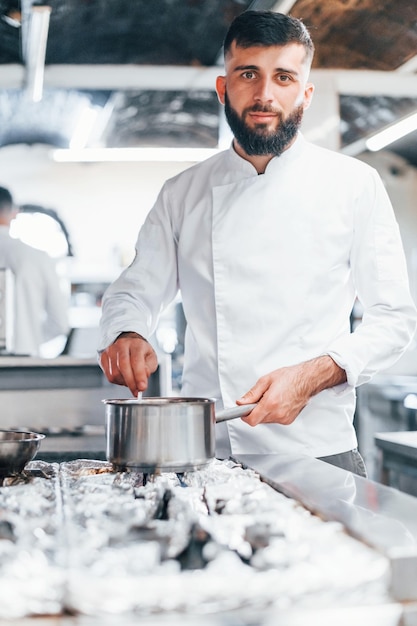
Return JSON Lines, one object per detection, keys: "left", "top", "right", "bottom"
{"left": 232, "top": 64, "right": 260, "bottom": 72}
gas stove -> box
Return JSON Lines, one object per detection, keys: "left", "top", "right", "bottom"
{"left": 0, "top": 458, "right": 392, "bottom": 623}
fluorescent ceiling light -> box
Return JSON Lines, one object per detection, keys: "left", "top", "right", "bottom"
{"left": 51, "top": 147, "right": 221, "bottom": 163}
{"left": 69, "top": 106, "right": 99, "bottom": 149}
{"left": 366, "top": 111, "right": 417, "bottom": 152}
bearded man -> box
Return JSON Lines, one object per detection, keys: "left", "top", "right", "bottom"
{"left": 98, "top": 11, "right": 416, "bottom": 476}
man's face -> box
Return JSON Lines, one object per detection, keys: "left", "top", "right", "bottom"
{"left": 216, "top": 42, "right": 314, "bottom": 157}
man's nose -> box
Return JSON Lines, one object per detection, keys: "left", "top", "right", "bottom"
{"left": 254, "top": 77, "right": 274, "bottom": 102}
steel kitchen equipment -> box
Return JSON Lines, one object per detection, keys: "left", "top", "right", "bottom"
{"left": 0, "top": 268, "right": 14, "bottom": 353}
{"left": 103, "top": 397, "right": 256, "bottom": 472}
{"left": 0, "top": 429, "right": 45, "bottom": 476}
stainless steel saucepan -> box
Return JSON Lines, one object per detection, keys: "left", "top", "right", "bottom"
{"left": 103, "top": 397, "right": 256, "bottom": 473}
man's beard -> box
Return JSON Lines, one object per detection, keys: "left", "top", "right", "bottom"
{"left": 224, "top": 93, "right": 304, "bottom": 157}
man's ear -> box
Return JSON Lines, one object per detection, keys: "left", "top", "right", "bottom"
{"left": 303, "top": 82, "right": 315, "bottom": 111}
{"left": 215, "top": 75, "right": 226, "bottom": 105}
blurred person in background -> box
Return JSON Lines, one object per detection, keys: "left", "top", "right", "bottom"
{"left": 0, "top": 185, "right": 69, "bottom": 356}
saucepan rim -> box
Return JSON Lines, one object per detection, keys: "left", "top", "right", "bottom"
{"left": 102, "top": 397, "right": 216, "bottom": 406}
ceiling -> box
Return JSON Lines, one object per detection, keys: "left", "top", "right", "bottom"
{"left": 0, "top": 0, "right": 416, "bottom": 164}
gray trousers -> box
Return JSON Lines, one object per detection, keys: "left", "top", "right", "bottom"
{"left": 318, "top": 448, "right": 367, "bottom": 477}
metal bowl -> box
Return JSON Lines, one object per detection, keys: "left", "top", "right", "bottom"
{"left": 0, "top": 430, "right": 45, "bottom": 476}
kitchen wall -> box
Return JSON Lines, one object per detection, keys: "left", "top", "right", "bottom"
{"left": 0, "top": 144, "right": 189, "bottom": 273}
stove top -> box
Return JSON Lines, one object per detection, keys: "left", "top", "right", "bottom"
{"left": 0, "top": 458, "right": 391, "bottom": 622}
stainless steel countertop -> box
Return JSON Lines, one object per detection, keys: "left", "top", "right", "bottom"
{"left": 0, "top": 355, "right": 98, "bottom": 367}
{"left": 0, "top": 605, "right": 405, "bottom": 626}
{"left": 0, "top": 356, "right": 104, "bottom": 390}
{"left": 375, "top": 431, "right": 417, "bottom": 461}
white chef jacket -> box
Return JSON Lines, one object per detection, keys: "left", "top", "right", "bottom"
{"left": 0, "top": 227, "right": 69, "bottom": 356}
{"left": 99, "top": 134, "right": 417, "bottom": 458}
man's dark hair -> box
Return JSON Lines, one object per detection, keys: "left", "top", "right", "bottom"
{"left": 223, "top": 10, "right": 314, "bottom": 65}
{"left": 0, "top": 186, "right": 13, "bottom": 212}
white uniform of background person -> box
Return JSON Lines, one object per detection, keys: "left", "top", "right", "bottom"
{"left": 0, "top": 225, "right": 69, "bottom": 356}
{"left": 99, "top": 133, "right": 417, "bottom": 459}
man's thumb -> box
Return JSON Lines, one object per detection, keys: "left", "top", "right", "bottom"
{"left": 237, "top": 383, "right": 263, "bottom": 404}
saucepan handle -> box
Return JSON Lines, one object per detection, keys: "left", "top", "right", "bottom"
{"left": 215, "top": 403, "right": 257, "bottom": 423}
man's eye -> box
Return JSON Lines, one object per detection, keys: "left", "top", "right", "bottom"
{"left": 278, "top": 74, "right": 290, "bottom": 82}
{"left": 242, "top": 71, "right": 256, "bottom": 79}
